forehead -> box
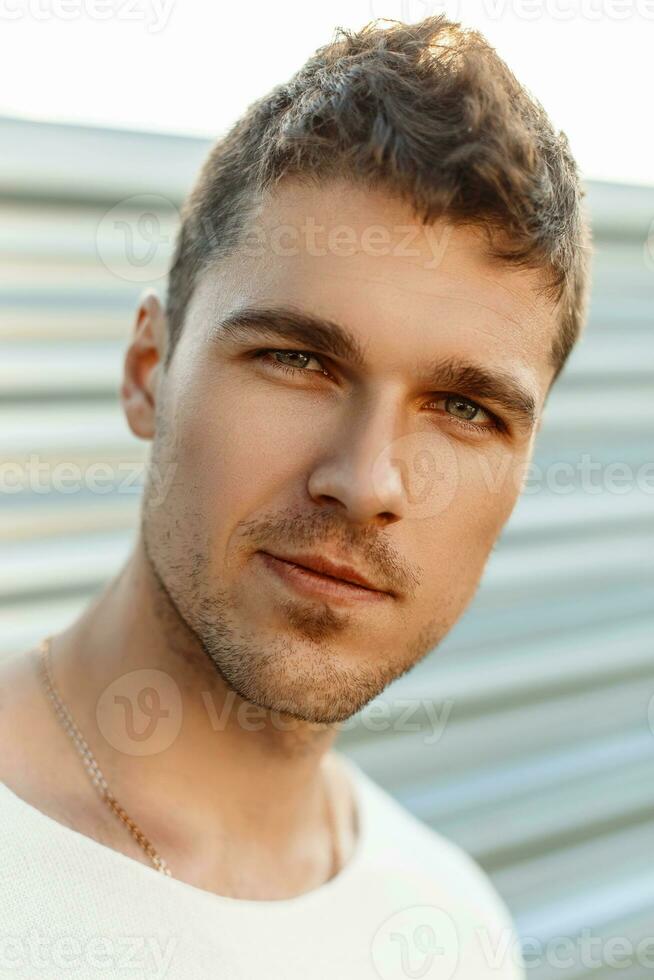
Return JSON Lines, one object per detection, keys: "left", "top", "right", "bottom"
{"left": 192, "top": 177, "right": 558, "bottom": 394}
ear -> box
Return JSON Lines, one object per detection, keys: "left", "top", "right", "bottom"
{"left": 120, "top": 289, "right": 168, "bottom": 441}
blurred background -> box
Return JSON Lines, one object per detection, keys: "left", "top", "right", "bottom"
{"left": 1, "top": 1, "right": 653, "bottom": 977}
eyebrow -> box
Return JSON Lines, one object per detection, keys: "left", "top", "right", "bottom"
{"left": 210, "top": 304, "right": 538, "bottom": 431}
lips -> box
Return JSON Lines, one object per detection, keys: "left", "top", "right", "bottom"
{"left": 259, "top": 552, "right": 392, "bottom": 605}
{"left": 262, "top": 551, "right": 389, "bottom": 595}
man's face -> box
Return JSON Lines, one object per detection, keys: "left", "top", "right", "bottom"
{"left": 138, "top": 177, "right": 557, "bottom": 725}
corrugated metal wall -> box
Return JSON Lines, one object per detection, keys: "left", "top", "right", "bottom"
{"left": 1, "top": 116, "right": 652, "bottom": 978}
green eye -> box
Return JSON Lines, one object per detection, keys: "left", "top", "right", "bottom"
{"left": 257, "top": 349, "right": 500, "bottom": 435}
{"left": 425, "top": 394, "right": 499, "bottom": 434}
{"left": 445, "top": 396, "right": 485, "bottom": 421}
{"left": 260, "top": 349, "right": 329, "bottom": 375}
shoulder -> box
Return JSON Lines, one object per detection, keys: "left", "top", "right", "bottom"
{"left": 343, "top": 757, "right": 525, "bottom": 978}
{"left": 377, "top": 778, "right": 512, "bottom": 914}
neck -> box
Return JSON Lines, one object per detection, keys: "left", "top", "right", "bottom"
{"left": 42, "top": 539, "right": 354, "bottom": 896}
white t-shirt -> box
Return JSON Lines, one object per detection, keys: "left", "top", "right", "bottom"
{"left": 0, "top": 753, "right": 525, "bottom": 979}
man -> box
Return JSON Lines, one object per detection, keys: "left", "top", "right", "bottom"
{"left": 0, "top": 13, "right": 591, "bottom": 980}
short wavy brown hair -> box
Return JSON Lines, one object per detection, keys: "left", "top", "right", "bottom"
{"left": 165, "top": 14, "right": 593, "bottom": 386}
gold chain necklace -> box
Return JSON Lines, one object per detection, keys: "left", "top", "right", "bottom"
{"left": 37, "top": 635, "right": 342, "bottom": 884}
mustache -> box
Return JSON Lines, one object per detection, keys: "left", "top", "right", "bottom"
{"left": 237, "top": 509, "right": 421, "bottom": 599}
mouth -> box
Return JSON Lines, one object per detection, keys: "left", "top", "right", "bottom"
{"left": 257, "top": 552, "right": 393, "bottom": 604}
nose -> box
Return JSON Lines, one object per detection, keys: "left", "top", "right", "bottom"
{"left": 306, "top": 394, "right": 407, "bottom": 527}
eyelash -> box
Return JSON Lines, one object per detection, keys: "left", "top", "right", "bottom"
{"left": 254, "top": 348, "right": 502, "bottom": 436}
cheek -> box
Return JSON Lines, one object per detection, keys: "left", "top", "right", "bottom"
{"left": 458, "top": 448, "right": 523, "bottom": 540}
{"left": 169, "top": 382, "right": 318, "bottom": 518}
{"left": 416, "top": 446, "right": 522, "bottom": 571}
